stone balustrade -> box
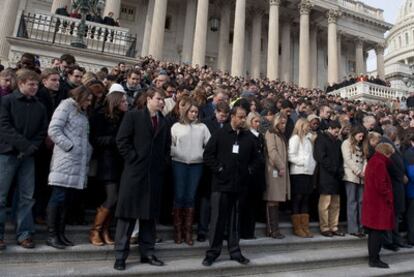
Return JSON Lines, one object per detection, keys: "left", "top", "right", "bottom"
{"left": 328, "top": 81, "right": 410, "bottom": 103}
{"left": 336, "top": 0, "right": 384, "bottom": 20}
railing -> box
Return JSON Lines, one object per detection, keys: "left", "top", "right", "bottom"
{"left": 16, "top": 11, "right": 137, "bottom": 58}
{"left": 337, "top": 0, "right": 384, "bottom": 20}
{"left": 328, "top": 82, "right": 410, "bottom": 102}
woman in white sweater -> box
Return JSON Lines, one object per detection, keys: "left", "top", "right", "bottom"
{"left": 288, "top": 118, "right": 317, "bottom": 238}
{"left": 171, "top": 99, "right": 211, "bottom": 245}
{"left": 341, "top": 125, "right": 367, "bottom": 237}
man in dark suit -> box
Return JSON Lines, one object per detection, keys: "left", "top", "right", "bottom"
{"left": 202, "top": 104, "right": 259, "bottom": 266}
{"left": 199, "top": 88, "right": 229, "bottom": 120}
{"left": 114, "top": 88, "right": 170, "bottom": 271}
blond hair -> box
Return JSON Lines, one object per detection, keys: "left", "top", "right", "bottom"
{"left": 375, "top": 143, "right": 395, "bottom": 156}
{"left": 246, "top": 111, "right": 260, "bottom": 129}
{"left": 292, "top": 118, "right": 310, "bottom": 141}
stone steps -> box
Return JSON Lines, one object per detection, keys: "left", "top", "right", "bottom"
{"left": 1, "top": 241, "right": 414, "bottom": 277}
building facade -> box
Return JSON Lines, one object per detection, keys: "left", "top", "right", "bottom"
{"left": 0, "top": 0, "right": 391, "bottom": 89}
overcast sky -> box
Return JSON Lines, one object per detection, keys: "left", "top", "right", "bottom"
{"left": 363, "top": 0, "right": 404, "bottom": 71}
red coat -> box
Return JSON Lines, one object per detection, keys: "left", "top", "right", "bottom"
{"left": 362, "top": 152, "right": 394, "bottom": 231}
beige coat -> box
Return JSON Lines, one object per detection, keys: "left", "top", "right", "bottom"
{"left": 341, "top": 138, "right": 367, "bottom": 184}
{"left": 264, "top": 131, "right": 291, "bottom": 202}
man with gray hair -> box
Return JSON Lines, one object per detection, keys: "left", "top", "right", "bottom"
{"left": 362, "top": 115, "right": 376, "bottom": 132}
{"left": 381, "top": 125, "right": 412, "bottom": 250}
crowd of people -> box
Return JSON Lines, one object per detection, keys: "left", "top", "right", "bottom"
{"left": 55, "top": 5, "right": 120, "bottom": 27}
{"left": 2, "top": 52, "right": 414, "bottom": 271}
{"left": 325, "top": 74, "right": 390, "bottom": 93}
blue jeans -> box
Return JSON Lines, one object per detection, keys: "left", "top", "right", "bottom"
{"left": 0, "top": 154, "right": 35, "bottom": 242}
{"left": 172, "top": 161, "right": 203, "bottom": 208}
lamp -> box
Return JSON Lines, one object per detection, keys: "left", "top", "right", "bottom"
{"left": 210, "top": 17, "right": 220, "bottom": 32}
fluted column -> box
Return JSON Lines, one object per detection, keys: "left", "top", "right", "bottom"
{"left": 103, "top": 0, "right": 121, "bottom": 19}
{"left": 231, "top": 0, "right": 247, "bottom": 77}
{"left": 141, "top": 0, "right": 155, "bottom": 57}
{"left": 217, "top": 2, "right": 231, "bottom": 71}
{"left": 337, "top": 31, "right": 342, "bottom": 80}
{"left": 355, "top": 38, "right": 364, "bottom": 75}
{"left": 0, "top": 0, "right": 20, "bottom": 62}
{"left": 181, "top": 0, "right": 197, "bottom": 63}
{"left": 376, "top": 44, "right": 385, "bottom": 79}
{"left": 148, "top": 0, "right": 168, "bottom": 60}
{"left": 267, "top": 0, "right": 281, "bottom": 81}
{"left": 310, "top": 25, "right": 318, "bottom": 88}
{"left": 51, "top": 0, "right": 71, "bottom": 13}
{"left": 327, "top": 9, "right": 341, "bottom": 85}
{"left": 298, "top": 1, "right": 312, "bottom": 88}
{"left": 250, "top": 9, "right": 263, "bottom": 79}
{"left": 192, "top": 0, "right": 209, "bottom": 66}
{"left": 281, "top": 19, "right": 291, "bottom": 82}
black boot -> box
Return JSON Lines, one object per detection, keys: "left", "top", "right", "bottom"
{"left": 46, "top": 206, "right": 65, "bottom": 249}
{"left": 58, "top": 205, "right": 74, "bottom": 246}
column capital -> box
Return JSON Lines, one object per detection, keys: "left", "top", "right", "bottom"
{"left": 375, "top": 42, "right": 387, "bottom": 53}
{"left": 356, "top": 37, "right": 365, "bottom": 47}
{"left": 326, "top": 9, "right": 342, "bottom": 24}
{"left": 299, "top": 0, "right": 313, "bottom": 15}
{"left": 269, "top": 0, "right": 282, "bottom": 6}
{"left": 248, "top": 6, "right": 265, "bottom": 18}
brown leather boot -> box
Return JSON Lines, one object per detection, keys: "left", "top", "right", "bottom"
{"left": 184, "top": 208, "right": 194, "bottom": 246}
{"left": 89, "top": 206, "right": 108, "bottom": 246}
{"left": 102, "top": 211, "right": 114, "bottom": 245}
{"left": 266, "top": 204, "right": 285, "bottom": 239}
{"left": 300, "top": 214, "right": 313, "bottom": 238}
{"left": 172, "top": 208, "right": 183, "bottom": 244}
{"left": 291, "top": 214, "right": 307, "bottom": 238}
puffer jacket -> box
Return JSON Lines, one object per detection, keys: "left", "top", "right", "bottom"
{"left": 341, "top": 138, "right": 366, "bottom": 184}
{"left": 48, "top": 98, "right": 92, "bottom": 190}
{"left": 288, "top": 133, "right": 317, "bottom": 175}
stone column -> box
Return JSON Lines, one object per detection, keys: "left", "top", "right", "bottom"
{"left": 192, "top": 0, "right": 209, "bottom": 66}
{"left": 376, "top": 44, "right": 385, "bottom": 79}
{"left": 148, "top": 0, "right": 168, "bottom": 60}
{"left": 267, "top": 0, "right": 281, "bottom": 81}
{"left": 250, "top": 9, "right": 263, "bottom": 79}
{"left": 141, "top": 0, "right": 155, "bottom": 57}
{"left": 217, "top": 2, "right": 231, "bottom": 72}
{"left": 337, "top": 31, "right": 342, "bottom": 80}
{"left": 355, "top": 38, "right": 364, "bottom": 75}
{"left": 280, "top": 19, "right": 291, "bottom": 82}
{"left": 103, "top": 0, "right": 121, "bottom": 19}
{"left": 0, "top": 0, "right": 20, "bottom": 63}
{"left": 309, "top": 25, "right": 318, "bottom": 88}
{"left": 327, "top": 9, "right": 341, "bottom": 85}
{"left": 51, "top": 0, "right": 71, "bottom": 13}
{"left": 231, "top": 0, "right": 247, "bottom": 77}
{"left": 298, "top": 1, "right": 312, "bottom": 88}
{"left": 181, "top": 0, "right": 197, "bottom": 63}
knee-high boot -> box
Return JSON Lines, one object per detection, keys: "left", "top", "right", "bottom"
{"left": 89, "top": 206, "right": 109, "bottom": 246}
{"left": 266, "top": 204, "right": 285, "bottom": 239}
{"left": 300, "top": 214, "right": 313, "bottom": 238}
{"left": 291, "top": 214, "right": 307, "bottom": 238}
{"left": 102, "top": 210, "right": 114, "bottom": 245}
{"left": 46, "top": 206, "right": 66, "bottom": 249}
{"left": 184, "top": 208, "right": 194, "bottom": 246}
{"left": 172, "top": 208, "right": 184, "bottom": 244}
{"left": 58, "top": 205, "right": 74, "bottom": 246}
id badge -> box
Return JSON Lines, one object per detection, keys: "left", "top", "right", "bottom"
{"left": 232, "top": 144, "right": 239, "bottom": 154}
{"left": 273, "top": 169, "right": 279, "bottom": 178}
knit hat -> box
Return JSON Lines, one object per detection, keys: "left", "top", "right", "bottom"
{"left": 108, "top": 83, "right": 126, "bottom": 95}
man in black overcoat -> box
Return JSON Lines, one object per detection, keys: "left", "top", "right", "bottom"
{"left": 201, "top": 104, "right": 259, "bottom": 266}
{"left": 113, "top": 88, "right": 170, "bottom": 270}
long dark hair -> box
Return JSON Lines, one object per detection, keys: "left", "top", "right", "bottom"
{"left": 104, "top": 91, "right": 125, "bottom": 122}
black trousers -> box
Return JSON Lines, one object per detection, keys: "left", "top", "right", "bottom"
{"left": 114, "top": 218, "right": 156, "bottom": 261}
{"left": 367, "top": 228, "right": 385, "bottom": 262}
{"left": 206, "top": 191, "right": 242, "bottom": 259}
{"left": 239, "top": 186, "right": 261, "bottom": 239}
{"left": 198, "top": 195, "right": 210, "bottom": 236}
{"left": 383, "top": 210, "right": 402, "bottom": 246}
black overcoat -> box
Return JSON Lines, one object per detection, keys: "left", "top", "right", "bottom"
{"left": 314, "top": 131, "right": 344, "bottom": 194}
{"left": 115, "top": 107, "right": 170, "bottom": 219}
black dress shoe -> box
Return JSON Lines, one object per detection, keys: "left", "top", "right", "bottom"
{"left": 231, "top": 255, "right": 250, "bottom": 265}
{"left": 114, "top": 259, "right": 126, "bottom": 270}
{"left": 141, "top": 255, "right": 165, "bottom": 266}
{"left": 383, "top": 244, "right": 400, "bottom": 252}
{"left": 369, "top": 259, "right": 389, "bottom": 268}
{"left": 197, "top": 234, "right": 206, "bottom": 242}
{"left": 332, "top": 230, "right": 345, "bottom": 237}
{"left": 202, "top": 256, "right": 216, "bottom": 267}
{"left": 321, "top": 231, "right": 333, "bottom": 237}
{"left": 395, "top": 242, "right": 413, "bottom": 248}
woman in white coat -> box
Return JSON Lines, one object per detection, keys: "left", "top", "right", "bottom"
{"left": 45, "top": 86, "right": 93, "bottom": 249}
{"left": 288, "top": 118, "right": 317, "bottom": 238}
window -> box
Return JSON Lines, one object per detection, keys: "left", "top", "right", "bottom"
{"left": 165, "top": 15, "right": 172, "bottom": 30}
{"left": 120, "top": 5, "right": 135, "bottom": 21}
{"left": 406, "top": 33, "right": 410, "bottom": 46}
{"left": 399, "top": 36, "right": 402, "bottom": 48}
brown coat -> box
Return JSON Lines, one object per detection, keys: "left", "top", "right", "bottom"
{"left": 263, "top": 130, "right": 291, "bottom": 202}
